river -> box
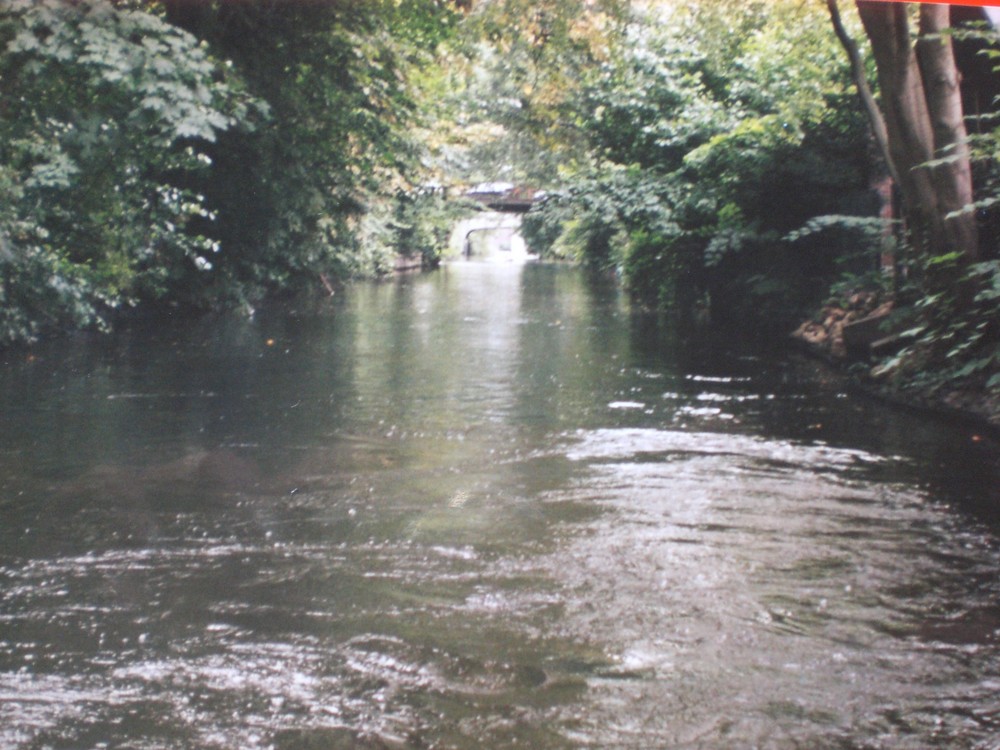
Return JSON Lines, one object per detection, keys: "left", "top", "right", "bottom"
{"left": 1, "top": 260, "right": 999, "bottom": 749}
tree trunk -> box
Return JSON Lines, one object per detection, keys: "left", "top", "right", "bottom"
{"left": 916, "top": 3, "right": 978, "bottom": 262}
{"left": 853, "top": 1, "right": 978, "bottom": 262}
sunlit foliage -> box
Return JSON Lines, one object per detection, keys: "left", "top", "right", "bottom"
{"left": 424, "top": 0, "right": 630, "bottom": 185}
{"left": 518, "top": 0, "right": 872, "bottom": 328}
{"left": 0, "top": 0, "right": 252, "bottom": 343}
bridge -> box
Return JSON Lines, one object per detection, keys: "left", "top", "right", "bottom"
{"left": 448, "top": 211, "right": 532, "bottom": 260}
{"left": 464, "top": 182, "right": 543, "bottom": 214}
{"left": 444, "top": 182, "right": 542, "bottom": 260}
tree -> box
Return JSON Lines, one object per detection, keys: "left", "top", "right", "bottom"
{"left": 0, "top": 0, "right": 251, "bottom": 343}
{"left": 826, "top": 1, "right": 1000, "bottom": 396}
{"left": 430, "top": 0, "right": 630, "bottom": 186}
{"left": 0, "top": 0, "right": 465, "bottom": 345}
{"left": 831, "top": 0, "right": 977, "bottom": 263}
{"left": 161, "top": 0, "right": 470, "bottom": 296}
{"left": 520, "top": 0, "right": 872, "bottom": 326}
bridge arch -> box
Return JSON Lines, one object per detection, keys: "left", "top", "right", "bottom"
{"left": 448, "top": 211, "right": 530, "bottom": 259}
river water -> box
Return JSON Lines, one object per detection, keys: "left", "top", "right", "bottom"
{"left": 2, "top": 261, "right": 999, "bottom": 749}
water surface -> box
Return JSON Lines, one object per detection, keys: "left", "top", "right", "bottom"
{"left": 2, "top": 261, "right": 999, "bottom": 749}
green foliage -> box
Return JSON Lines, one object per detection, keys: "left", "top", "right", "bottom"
{"left": 162, "top": 0, "right": 462, "bottom": 301}
{"left": 521, "top": 194, "right": 570, "bottom": 258}
{"left": 394, "top": 190, "right": 477, "bottom": 267}
{"left": 428, "top": 0, "right": 630, "bottom": 185}
{"left": 0, "top": 167, "right": 98, "bottom": 344}
{"left": 521, "top": 165, "right": 679, "bottom": 270}
{"left": 355, "top": 188, "right": 474, "bottom": 273}
{"left": 784, "top": 214, "right": 892, "bottom": 245}
{"left": 513, "top": 0, "right": 870, "bottom": 329}
{"left": 620, "top": 229, "right": 698, "bottom": 310}
{"left": 0, "top": 0, "right": 252, "bottom": 343}
{"left": 0, "top": 0, "right": 465, "bottom": 345}
{"left": 579, "top": 27, "right": 728, "bottom": 171}
{"left": 873, "top": 255, "right": 1000, "bottom": 391}
{"left": 860, "top": 17, "right": 1000, "bottom": 398}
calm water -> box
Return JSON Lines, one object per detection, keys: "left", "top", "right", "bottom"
{"left": 2, "top": 261, "right": 999, "bottom": 749}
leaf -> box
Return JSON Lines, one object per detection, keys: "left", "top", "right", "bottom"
{"left": 925, "top": 251, "right": 963, "bottom": 268}
{"left": 945, "top": 195, "right": 1000, "bottom": 220}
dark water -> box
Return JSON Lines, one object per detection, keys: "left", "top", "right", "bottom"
{"left": 2, "top": 261, "right": 1000, "bottom": 749}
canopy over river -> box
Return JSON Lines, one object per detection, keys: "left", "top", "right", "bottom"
{"left": 2, "top": 261, "right": 1000, "bottom": 749}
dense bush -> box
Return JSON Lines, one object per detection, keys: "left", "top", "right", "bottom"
{"left": 517, "top": 0, "right": 874, "bottom": 330}
{"left": 0, "top": 0, "right": 254, "bottom": 343}
{"left": 0, "top": 0, "right": 463, "bottom": 345}
{"left": 161, "top": 1, "right": 458, "bottom": 301}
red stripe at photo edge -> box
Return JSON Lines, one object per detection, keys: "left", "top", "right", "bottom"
{"left": 869, "top": 0, "right": 1000, "bottom": 6}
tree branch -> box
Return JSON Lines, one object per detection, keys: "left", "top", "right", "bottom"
{"left": 826, "top": 0, "right": 900, "bottom": 186}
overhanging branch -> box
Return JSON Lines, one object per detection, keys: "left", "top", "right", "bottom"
{"left": 827, "top": 0, "right": 901, "bottom": 186}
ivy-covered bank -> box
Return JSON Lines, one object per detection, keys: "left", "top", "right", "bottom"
{"left": 0, "top": 0, "right": 464, "bottom": 346}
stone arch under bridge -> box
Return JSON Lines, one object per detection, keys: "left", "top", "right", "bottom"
{"left": 448, "top": 211, "right": 529, "bottom": 259}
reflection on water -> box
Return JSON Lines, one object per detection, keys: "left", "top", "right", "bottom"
{"left": 1, "top": 260, "right": 999, "bottom": 748}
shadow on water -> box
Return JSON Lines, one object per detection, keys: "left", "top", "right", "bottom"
{"left": 1, "top": 261, "right": 999, "bottom": 749}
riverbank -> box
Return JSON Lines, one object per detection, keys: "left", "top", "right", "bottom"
{"left": 791, "top": 305, "right": 1000, "bottom": 437}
